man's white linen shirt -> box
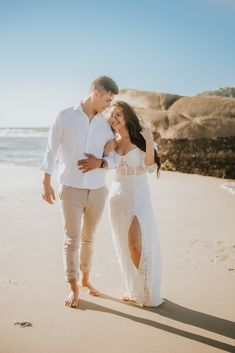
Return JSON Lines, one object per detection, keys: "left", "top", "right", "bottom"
{"left": 41, "top": 103, "right": 115, "bottom": 189}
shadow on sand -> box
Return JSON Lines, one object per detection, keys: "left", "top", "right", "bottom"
{"left": 74, "top": 294, "right": 235, "bottom": 352}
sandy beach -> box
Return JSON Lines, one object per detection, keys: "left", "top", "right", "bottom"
{"left": 0, "top": 169, "right": 234, "bottom": 353}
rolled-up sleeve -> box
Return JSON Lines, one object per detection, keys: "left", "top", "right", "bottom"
{"left": 41, "top": 113, "right": 63, "bottom": 175}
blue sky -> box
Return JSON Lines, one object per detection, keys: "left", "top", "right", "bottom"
{"left": 0, "top": 0, "right": 235, "bottom": 127}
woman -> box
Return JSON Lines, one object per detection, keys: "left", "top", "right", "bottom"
{"left": 104, "top": 101, "right": 164, "bottom": 307}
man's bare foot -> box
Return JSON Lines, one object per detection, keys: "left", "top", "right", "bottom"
{"left": 81, "top": 280, "right": 101, "bottom": 296}
{"left": 64, "top": 280, "right": 79, "bottom": 308}
{"left": 64, "top": 289, "right": 79, "bottom": 308}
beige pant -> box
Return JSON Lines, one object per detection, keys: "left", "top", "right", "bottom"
{"left": 59, "top": 184, "right": 108, "bottom": 283}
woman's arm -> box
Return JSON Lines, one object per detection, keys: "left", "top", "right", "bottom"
{"left": 140, "top": 128, "right": 155, "bottom": 166}
{"left": 103, "top": 138, "right": 117, "bottom": 157}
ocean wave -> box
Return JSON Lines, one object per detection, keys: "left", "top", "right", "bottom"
{"left": 0, "top": 128, "right": 49, "bottom": 138}
{"left": 0, "top": 162, "right": 38, "bottom": 170}
{"left": 220, "top": 182, "right": 235, "bottom": 195}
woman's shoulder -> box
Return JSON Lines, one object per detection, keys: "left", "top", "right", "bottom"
{"left": 116, "top": 139, "right": 138, "bottom": 155}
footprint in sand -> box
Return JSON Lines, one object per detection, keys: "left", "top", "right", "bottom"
{"left": 202, "top": 241, "right": 235, "bottom": 269}
{"left": 211, "top": 255, "right": 227, "bottom": 263}
{"left": 14, "top": 321, "right": 33, "bottom": 328}
{"left": 180, "top": 239, "right": 235, "bottom": 271}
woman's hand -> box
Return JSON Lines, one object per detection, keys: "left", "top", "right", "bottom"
{"left": 103, "top": 138, "right": 117, "bottom": 156}
{"left": 140, "top": 127, "right": 153, "bottom": 143}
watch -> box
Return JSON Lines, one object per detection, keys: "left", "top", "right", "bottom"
{"left": 100, "top": 159, "right": 107, "bottom": 168}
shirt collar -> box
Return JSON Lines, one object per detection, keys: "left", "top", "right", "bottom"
{"left": 73, "top": 102, "right": 83, "bottom": 112}
{"left": 73, "top": 101, "right": 104, "bottom": 120}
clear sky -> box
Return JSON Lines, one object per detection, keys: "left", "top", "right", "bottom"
{"left": 0, "top": 0, "right": 235, "bottom": 127}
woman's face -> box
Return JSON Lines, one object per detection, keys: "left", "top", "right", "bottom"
{"left": 108, "top": 106, "right": 126, "bottom": 131}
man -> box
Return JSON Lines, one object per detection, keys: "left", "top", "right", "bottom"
{"left": 41, "top": 76, "right": 119, "bottom": 308}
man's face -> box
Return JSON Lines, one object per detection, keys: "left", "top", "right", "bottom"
{"left": 92, "top": 89, "right": 114, "bottom": 113}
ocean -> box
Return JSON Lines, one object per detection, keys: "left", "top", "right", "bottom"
{"left": 0, "top": 128, "right": 49, "bottom": 169}
{"left": 1, "top": 127, "right": 234, "bottom": 196}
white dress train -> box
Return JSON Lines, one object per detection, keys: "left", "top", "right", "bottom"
{"left": 108, "top": 146, "right": 164, "bottom": 307}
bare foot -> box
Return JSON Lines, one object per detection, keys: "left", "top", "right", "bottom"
{"left": 122, "top": 294, "right": 131, "bottom": 302}
{"left": 64, "top": 289, "right": 79, "bottom": 308}
{"left": 81, "top": 280, "right": 101, "bottom": 296}
{"left": 122, "top": 292, "right": 132, "bottom": 301}
{"left": 121, "top": 294, "right": 144, "bottom": 306}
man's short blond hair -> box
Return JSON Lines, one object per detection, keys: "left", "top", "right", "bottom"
{"left": 92, "top": 76, "right": 119, "bottom": 95}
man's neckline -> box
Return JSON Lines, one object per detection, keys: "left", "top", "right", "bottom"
{"left": 80, "top": 101, "right": 99, "bottom": 121}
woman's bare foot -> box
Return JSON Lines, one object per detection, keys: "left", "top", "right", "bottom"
{"left": 121, "top": 294, "right": 144, "bottom": 306}
{"left": 122, "top": 293, "right": 132, "bottom": 302}
{"left": 81, "top": 280, "right": 101, "bottom": 296}
{"left": 64, "top": 279, "right": 79, "bottom": 308}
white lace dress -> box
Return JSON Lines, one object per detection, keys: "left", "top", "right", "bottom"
{"left": 108, "top": 146, "right": 164, "bottom": 307}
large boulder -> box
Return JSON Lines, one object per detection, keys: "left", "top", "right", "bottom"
{"left": 116, "top": 89, "right": 235, "bottom": 139}
{"left": 117, "top": 89, "right": 182, "bottom": 110}
{"left": 166, "top": 95, "right": 235, "bottom": 139}
{"left": 115, "top": 89, "right": 235, "bottom": 178}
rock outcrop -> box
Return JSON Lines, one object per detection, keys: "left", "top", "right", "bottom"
{"left": 116, "top": 89, "right": 235, "bottom": 179}
{"left": 117, "top": 89, "right": 235, "bottom": 139}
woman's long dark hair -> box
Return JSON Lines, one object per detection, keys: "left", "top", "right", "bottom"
{"left": 112, "top": 101, "right": 161, "bottom": 176}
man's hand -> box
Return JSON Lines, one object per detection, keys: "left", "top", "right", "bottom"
{"left": 42, "top": 182, "right": 56, "bottom": 204}
{"left": 77, "top": 153, "right": 102, "bottom": 173}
